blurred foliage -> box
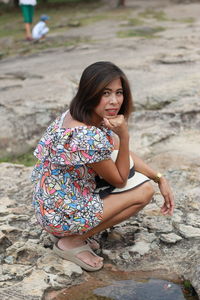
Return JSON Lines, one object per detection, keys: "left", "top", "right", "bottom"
{"left": 139, "top": 9, "right": 169, "bottom": 21}
{"left": 0, "top": 151, "right": 37, "bottom": 167}
{"left": 118, "top": 26, "right": 165, "bottom": 39}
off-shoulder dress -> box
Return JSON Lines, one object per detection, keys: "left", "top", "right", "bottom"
{"left": 31, "top": 111, "right": 149, "bottom": 236}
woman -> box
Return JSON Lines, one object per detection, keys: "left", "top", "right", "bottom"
{"left": 31, "top": 61, "right": 174, "bottom": 271}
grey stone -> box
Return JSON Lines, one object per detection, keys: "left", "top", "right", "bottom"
{"left": 156, "top": 52, "right": 198, "bottom": 64}
{"left": 186, "top": 213, "right": 200, "bottom": 227}
{"left": 102, "top": 249, "right": 120, "bottom": 260}
{"left": 4, "top": 256, "right": 15, "bottom": 264}
{"left": 172, "top": 209, "right": 183, "bottom": 223}
{"left": 142, "top": 217, "right": 173, "bottom": 233}
{"left": 176, "top": 224, "right": 200, "bottom": 238}
{"left": 129, "top": 241, "right": 151, "bottom": 256}
{"left": 37, "top": 253, "right": 83, "bottom": 278}
{"left": 159, "top": 233, "right": 182, "bottom": 244}
{"left": 67, "top": 20, "right": 81, "bottom": 27}
{"left": 134, "top": 230, "right": 157, "bottom": 243}
{"left": 121, "top": 251, "right": 131, "bottom": 260}
{"left": 0, "top": 232, "right": 12, "bottom": 254}
{"left": 188, "top": 262, "right": 200, "bottom": 296}
{"left": 0, "top": 85, "right": 22, "bottom": 92}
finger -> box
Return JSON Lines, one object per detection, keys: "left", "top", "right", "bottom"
{"left": 103, "top": 118, "right": 113, "bottom": 128}
{"left": 105, "top": 115, "right": 120, "bottom": 119}
{"left": 169, "top": 197, "right": 175, "bottom": 215}
{"left": 106, "top": 114, "right": 124, "bottom": 119}
{"left": 164, "top": 195, "right": 171, "bottom": 209}
{"left": 162, "top": 197, "right": 174, "bottom": 216}
{"left": 161, "top": 195, "right": 171, "bottom": 213}
{"left": 161, "top": 209, "right": 168, "bottom": 215}
{"left": 161, "top": 203, "right": 168, "bottom": 213}
{"left": 161, "top": 205, "right": 168, "bottom": 214}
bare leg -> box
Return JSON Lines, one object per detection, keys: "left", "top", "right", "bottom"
{"left": 82, "top": 182, "right": 154, "bottom": 239}
{"left": 25, "top": 23, "right": 32, "bottom": 40}
{"left": 58, "top": 182, "right": 154, "bottom": 268}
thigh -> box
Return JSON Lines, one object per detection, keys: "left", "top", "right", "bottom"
{"left": 28, "top": 5, "right": 34, "bottom": 23}
{"left": 20, "top": 5, "right": 30, "bottom": 23}
{"left": 102, "top": 181, "right": 154, "bottom": 221}
{"left": 20, "top": 5, "right": 34, "bottom": 23}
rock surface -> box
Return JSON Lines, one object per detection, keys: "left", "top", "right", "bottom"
{"left": 0, "top": 0, "right": 200, "bottom": 299}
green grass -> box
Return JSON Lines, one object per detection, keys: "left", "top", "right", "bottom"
{"left": 0, "top": 151, "right": 37, "bottom": 167}
{"left": 79, "top": 14, "right": 108, "bottom": 26}
{"left": 0, "top": 0, "right": 131, "bottom": 59}
{"left": 0, "top": 0, "right": 102, "bottom": 40}
{"left": 121, "top": 17, "right": 144, "bottom": 27}
{"left": 1, "top": 35, "right": 91, "bottom": 58}
{"left": 0, "top": 10, "right": 22, "bottom": 39}
{"left": 0, "top": 1, "right": 103, "bottom": 58}
{"left": 117, "top": 26, "right": 165, "bottom": 39}
{"left": 178, "top": 17, "right": 195, "bottom": 23}
{"left": 139, "top": 9, "right": 169, "bottom": 21}
{"left": 138, "top": 9, "right": 195, "bottom": 24}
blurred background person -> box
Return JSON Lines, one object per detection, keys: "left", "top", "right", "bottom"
{"left": 32, "top": 15, "right": 50, "bottom": 41}
{"left": 19, "top": 0, "right": 37, "bottom": 41}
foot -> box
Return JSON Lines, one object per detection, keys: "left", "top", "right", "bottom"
{"left": 26, "top": 36, "right": 33, "bottom": 41}
{"left": 57, "top": 236, "right": 103, "bottom": 269}
{"left": 50, "top": 234, "right": 100, "bottom": 250}
{"left": 87, "top": 238, "right": 100, "bottom": 250}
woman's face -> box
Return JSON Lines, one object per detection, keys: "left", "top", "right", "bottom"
{"left": 92, "top": 78, "right": 124, "bottom": 125}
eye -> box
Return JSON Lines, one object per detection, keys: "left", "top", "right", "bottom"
{"left": 103, "top": 90, "right": 110, "bottom": 96}
{"left": 116, "top": 90, "right": 123, "bottom": 95}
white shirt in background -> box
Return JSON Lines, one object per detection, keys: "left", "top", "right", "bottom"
{"left": 32, "top": 21, "right": 49, "bottom": 40}
{"left": 19, "top": 0, "right": 37, "bottom": 5}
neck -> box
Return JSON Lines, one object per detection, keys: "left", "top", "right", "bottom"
{"left": 90, "top": 113, "right": 102, "bottom": 127}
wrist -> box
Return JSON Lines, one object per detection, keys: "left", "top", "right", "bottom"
{"left": 152, "top": 172, "right": 163, "bottom": 183}
{"left": 119, "top": 132, "right": 129, "bottom": 141}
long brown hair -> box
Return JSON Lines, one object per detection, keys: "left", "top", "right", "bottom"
{"left": 70, "top": 61, "right": 133, "bottom": 124}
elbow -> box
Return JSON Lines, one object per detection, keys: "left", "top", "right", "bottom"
{"left": 113, "top": 178, "right": 127, "bottom": 189}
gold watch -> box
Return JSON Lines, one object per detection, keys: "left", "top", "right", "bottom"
{"left": 153, "top": 172, "right": 163, "bottom": 183}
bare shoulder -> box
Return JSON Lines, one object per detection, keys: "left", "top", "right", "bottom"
{"left": 62, "top": 111, "right": 86, "bottom": 129}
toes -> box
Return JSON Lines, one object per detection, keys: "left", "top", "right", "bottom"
{"left": 96, "top": 257, "right": 104, "bottom": 266}
{"left": 99, "top": 257, "right": 104, "bottom": 262}
{"left": 94, "top": 258, "right": 103, "bottom": 268}
{"left": 87, "top": 238, "right": 100, "bottom": 250}
{"left": 77, "top": 251, "right": 103, "bottom": 268}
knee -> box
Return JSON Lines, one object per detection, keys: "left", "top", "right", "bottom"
{"left": 141, "top": 182, "right": 155, "bottom": 206}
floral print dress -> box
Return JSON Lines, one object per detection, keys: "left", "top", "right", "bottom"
{"left": 31, "top": 111, "right": 114, "bottom": 236}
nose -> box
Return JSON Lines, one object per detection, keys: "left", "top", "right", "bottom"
{"left": 109, "top": 93, "right": 118, "bottom": 104}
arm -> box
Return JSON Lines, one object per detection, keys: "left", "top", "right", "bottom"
{"left": 131, "top": 151, "right": 174, "bottom": 216}
{"left": 131, "top": 151, "right": 159, "bottom": 179}
{"left": 89, "top": 115, "right": 130, "bottom": 188}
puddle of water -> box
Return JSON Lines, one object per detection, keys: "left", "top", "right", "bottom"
{"left": 94, "top": 278, "right": 196, "bottom": 300}
{"left": 47, "top": 268, "right": 198, "bottom": 300}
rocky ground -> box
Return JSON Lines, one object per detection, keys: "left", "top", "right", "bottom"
{"left": 0, "top": 0, "right": 200, "bottom": 299}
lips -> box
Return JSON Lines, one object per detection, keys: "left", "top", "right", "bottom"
{"left": 105, "top": 109, "right": 118, "bottom": 116}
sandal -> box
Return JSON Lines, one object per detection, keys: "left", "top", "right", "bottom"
{"left": 49, "top": 234, "right": 60, "bottom": 243}
{"left": 87, "top": 238, "right": 100, "bottom": 250}
{"left": 53, "top": 242, "right": 103, "bottom": 272}
{"left": 49, "top": 234, "right": 100, "bottom": 250}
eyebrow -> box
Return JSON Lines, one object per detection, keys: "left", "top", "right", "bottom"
{"left": 104, "top": 88, "right": 123, "bottom": 91}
